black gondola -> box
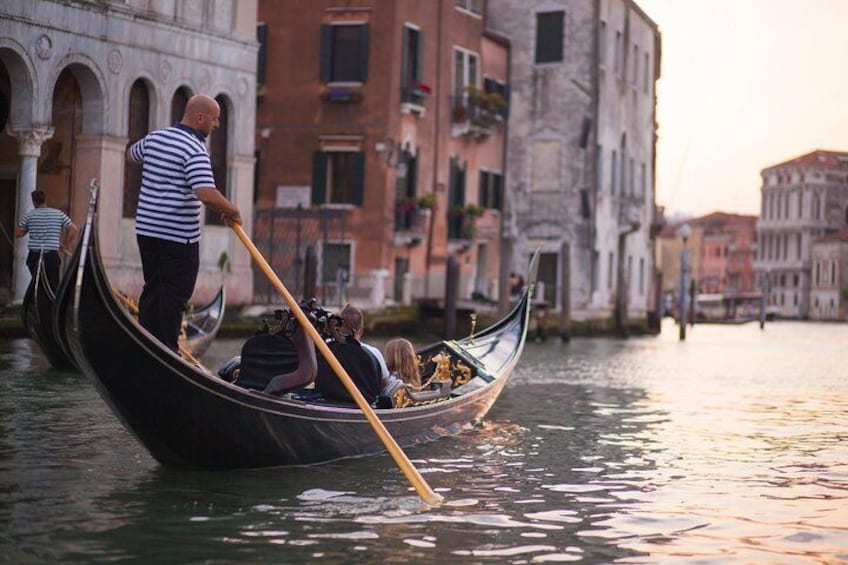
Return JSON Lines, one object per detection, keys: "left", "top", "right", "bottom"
{"left": 21, "top": 253, "right": 74, "bottom": 369}
{"left": 181, "top": 285, "right": 225, "bottom": 357}
{"left": 55, "top": 189, "right": 536, "bottom": 470}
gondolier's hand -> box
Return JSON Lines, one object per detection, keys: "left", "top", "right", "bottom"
{"left": 222, "top": 210, "right": 242, "bottom": 225}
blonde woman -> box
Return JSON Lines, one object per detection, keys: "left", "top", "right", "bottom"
{"left": 385, "top": 338, "right": 421, "bottom": 388}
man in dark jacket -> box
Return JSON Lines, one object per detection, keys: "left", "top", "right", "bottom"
{"left": 315, "top": 304, "right": 382, "bottom": 404}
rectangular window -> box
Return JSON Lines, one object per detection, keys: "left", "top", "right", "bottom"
{"left": 320, "top": 24, "right": 369, "bottom": 83}
{"left": 535, "top": 11, "right": 565, "bottom": 64}
{"left": 599, "top": 21, "right": 607, "bottom": 67}
{"left": 479, "top": 170, "right": 504, "bottom": 210}
{"left": 610, "top": 150, "right": 617, "bottom": 194}
{"left": 453, "top": 47, "right": 479, "bottom": 102}
{"left": 394, "top": 150, "right": 418, "bottom": 230}
{"left": 640, "top": 162, "right": 646, "bottom": 196}
{"left": 448, "top": 157, "right": 467, "bottom": 239}
{"left": 591, "top": 250, "right": 599, "bottom": 292}
{"left": 643, "top": 52, "right": 650, "bottom": 92}
{"left": 614, "top": 31, "right": 622, "bottom": 75}
{"left": 454, "top": 0, "right": 482, "bottom": 15}
{"left": 595, "top": 144, "right": 603, "bottom": 193}
{"left": 484, "top": 77, "right": 510, "bottom": 118}
{"left": 796, "top": 233, "right": 801, "bottom": 259}
{"left": 629, "top": 158, "right": 635, "bottom": 195}
{"left": 639, "top": 257, "right": 645, "bottom": 295}
{"left": 608, "top": 251, "right": 615, "bottom": 289}
{"left": 311, "top": 150, "right": 365, "bottom": 206}
{"left": 401, "top": 25, "right": 424, "bottom": 104}
{"left": 632, "top": 45, "right": 638, "bottom": 86}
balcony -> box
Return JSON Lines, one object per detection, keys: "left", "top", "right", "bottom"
{"left": 400, "top": 83, "right": 431, "bottom": 115}
{"left": 393, "top": 195, "right": 436, "bottom": 246}
{"left": 451, "top": 87, "right": 506, "bottom": 139}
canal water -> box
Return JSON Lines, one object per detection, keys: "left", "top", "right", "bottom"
{"left": 0, "top": 320, "right": 846, "bottom": 563}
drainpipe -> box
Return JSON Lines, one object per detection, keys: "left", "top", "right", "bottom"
{"left": 424, "top": 0, "right": 444, "bottom": 298}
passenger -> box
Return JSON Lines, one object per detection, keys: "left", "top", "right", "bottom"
{"left": 382, "top": 337, "right": 421, "bottom": 395}
{"left": 314, "top": 304, "right": 382, "bottom": 404}
{"left": 263, "top": 321, "right": 317, "bottom": 396}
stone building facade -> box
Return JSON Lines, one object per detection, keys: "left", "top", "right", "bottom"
{"left": 755, "top": 150, "right": 848, "bottom": 318}
{"left": 809, "top": 229, "right": 848, "bottom": 321}
{"left": 253, "top": 0, "right": 507, "bottom": 307}
{"left": 487, "top": 0, "right": 661, "bottom": 330}
{"left": 0, "top": 0, "right": 258, "bottom": 304}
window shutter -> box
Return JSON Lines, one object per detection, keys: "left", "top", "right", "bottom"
{"left": 256, "top": 23, "right": 268, "bottom": 85}
{"left": 492, "top": 173, "right": 503, "bottom": 211}
{"left": 359, "top": 24, "right": 370, "bottom": 82}
{"left": 407, "top": 152, "right": 418, "bottom": 198}
{"left": 400, "top": 26, "right": 410, "bottom": 92}
{"left": 415, "top": 30, "right": 424, "bottom": 83}
{"left": 320, "top": 25, "right": 332, "bottom": 82}
{"left": 351, "top": 152, "right": 365, "bottom": 206}
{"left": 458, "top": 162, "right": 466, "bottom": 204}
{"left": 311, "top": 151, "right": 327, "bottom": 205}
{"left": 479, "top": 171, "right": 489, "bottom": 208}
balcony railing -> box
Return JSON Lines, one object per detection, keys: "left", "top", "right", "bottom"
{"left": 451, "top": 88, "right": 506, "bottom": 137}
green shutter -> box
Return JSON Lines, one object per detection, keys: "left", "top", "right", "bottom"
{"left": 359, "top": 24, "right": 370, "bottom": 82}
{"left": 479, "top": 171, "right": 489, "bottom": 208}
{"left": 415, "top": 30, "right": 424, "bottom": 83}
{"left": 407, "top": 152, "right": 418, "bottom": 198}
{"left": 351, "top": 152, "right": 365, "bottom": 206}
{"left": 493, "top": 173, "right": 503, "bottom": 210}
{"left": 400, "top": 26, "right": 410, "bottom": 94}
{"left": 312, "top": 151, "right": 327, "bottom": 205}
{"left": 320, "top": 25, "right": 332, "bottom": 82}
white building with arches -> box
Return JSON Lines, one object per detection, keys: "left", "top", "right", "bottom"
{"left": 0, "top": 0, "right": 258, "bottom": 304}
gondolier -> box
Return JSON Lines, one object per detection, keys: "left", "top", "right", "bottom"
{"left": 15, "top": 189, "right": 78, "bottom": 292}
{"left": 127, "top": 94, "right": 242, "bottom": 352}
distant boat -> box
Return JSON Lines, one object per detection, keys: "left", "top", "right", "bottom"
{"left": 694, "top": 292, "right": 772, "bottom": 325}
{"left": 54, "top": 188, "right": 536, "bottom": 470}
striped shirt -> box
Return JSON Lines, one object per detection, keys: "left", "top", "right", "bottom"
{"left": 18, "top": 207, "right": 71, "bottom": 251}
{"left": 129, "top": 125, "right": 216, "bottom": 244}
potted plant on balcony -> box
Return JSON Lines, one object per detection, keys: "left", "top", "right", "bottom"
{"left": 463, "top": 85, "right": 506, "bottom": 128}
{"left": 417, "top": 192, "right": 437, "bottom": 212}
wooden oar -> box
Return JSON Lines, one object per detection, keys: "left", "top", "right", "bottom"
{"left": 112, "top": 289, "right": 202, "bottom": 366}
{"left": 230, "top": 222, "right": 443, "bottom": 505}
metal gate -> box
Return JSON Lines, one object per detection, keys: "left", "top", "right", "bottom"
{"left": 252, "top": 206, "right": 349, "bottom": 304}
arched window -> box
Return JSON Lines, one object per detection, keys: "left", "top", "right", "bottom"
{"left": 206, "top": 94, "right": 230, "bottom": 225}
{"left": 123, "top": 79, "right": 150, "bottom": 218}
{"left": 170, "top": 86, "right": 191, "bottom": 124}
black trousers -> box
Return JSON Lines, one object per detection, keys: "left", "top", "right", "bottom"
{"left": 137, "top": 235, "right": 199, "bottom": 352}
{"left": 26, "top": 250, "right": 61, "bottom": 292}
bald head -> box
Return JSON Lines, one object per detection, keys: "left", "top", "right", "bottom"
{"left": 181, "top": 95, "right": 220, "bottom": 138}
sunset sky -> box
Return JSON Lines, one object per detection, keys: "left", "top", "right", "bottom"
{"left": 636, "top": 0, "right": 848, "bottom": 218}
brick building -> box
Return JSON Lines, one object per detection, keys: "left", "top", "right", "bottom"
{"left": 254, "top": 0, "right": 508, "bottom": 307}
{"left": 690, "top": 212, "right": 758, "bottom": 294}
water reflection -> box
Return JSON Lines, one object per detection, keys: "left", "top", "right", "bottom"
{"left": 1, "top": 321, "right": 847, "bottom": 562}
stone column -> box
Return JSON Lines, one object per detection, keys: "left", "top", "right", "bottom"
{"left": 9, "top": 126, "right": 54, "bottom": 302}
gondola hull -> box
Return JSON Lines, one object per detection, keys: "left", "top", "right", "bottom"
{"left": 21, "top": 256, "right": 74, "bottom": 369}
{"left": 57, "top": 192, "right": 533, "bottom": 470}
